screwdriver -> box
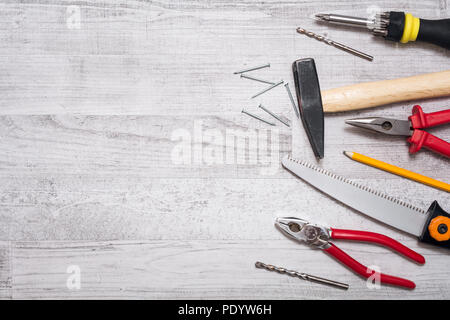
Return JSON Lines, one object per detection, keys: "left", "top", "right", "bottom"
{"left": 315, "top": 12, "right": 450, "bottom": 49}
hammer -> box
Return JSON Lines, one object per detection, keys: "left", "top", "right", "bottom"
{"left": 293, "top": 58, "right": 450, "bottom": 158}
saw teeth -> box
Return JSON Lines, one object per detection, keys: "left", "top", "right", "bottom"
{"left": 286, "top": 156, "right": 426, "bottom": 215}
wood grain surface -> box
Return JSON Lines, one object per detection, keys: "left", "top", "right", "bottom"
{"left": 0, "top": 0, "right": 449, "bottom": 299}
{"left": 322, "top": 70, "right": 450, "bottom": 112}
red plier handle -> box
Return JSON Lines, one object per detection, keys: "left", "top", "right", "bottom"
{"left": 408, "top": 105, "right": 450, "bottom": 157}
{"left": 323, "top": 229, "right": 425, "bottom": 289}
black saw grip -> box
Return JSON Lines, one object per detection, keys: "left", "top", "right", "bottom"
{"left": 419, "top": 201, "right": 450, "bottom": 249}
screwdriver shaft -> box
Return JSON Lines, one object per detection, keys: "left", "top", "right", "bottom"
{"left": 315, "top": 13, "right": 374, "bottom": 29}
{"left": 255, "top": 261, "right": 349, "bottom": 290}
{"left": 315, "top": 13, "right": 390, "bottom": 37}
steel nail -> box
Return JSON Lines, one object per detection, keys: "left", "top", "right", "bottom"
{"left": 240, "top": 74, "right": 276, "bottom": 85}
{"left": 251, "top": 80, "right": 284, "bottom": 99}
{"left": 284, "top": 83, "right": 300, "bottom": 119}
{"left": 234, "top": 63, "right": 270, "bottom": 74}
{"left": 241, "top": 109, "right": 276, "bottom": 126}
{"left": 258, "top": 104, "right": 290, "bottom": 127}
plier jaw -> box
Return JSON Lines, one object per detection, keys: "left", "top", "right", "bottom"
{"left": 275, "top": 217, "right": 331, "bottom": 249}
{"left": 345, "top": 117, "right": 413, "bottom": 136}
{"left": 345, "top": 105, "right": 450, "bottom": 157}
{"left": 275, "top": 216, "right": 426, "bottom": 289}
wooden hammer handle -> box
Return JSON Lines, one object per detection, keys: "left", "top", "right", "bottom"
{"left": 322, "top": 70, "right": 450, "bottom": 113}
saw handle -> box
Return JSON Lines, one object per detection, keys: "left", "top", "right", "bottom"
{"left": 324, "top": 244, "right": 416, "bottom": 289}
{"left": 322, "top": 70, "right": 450, "bottom": 113}
{"left": 331, "top": 229, "right": 425, "bottom": 264}
{"left": 420, "top": 201, "right": 450, "bottom": 249}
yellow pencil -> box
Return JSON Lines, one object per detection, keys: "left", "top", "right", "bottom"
{"left": 344, "top": 151, "right": 450, "bottom": 193}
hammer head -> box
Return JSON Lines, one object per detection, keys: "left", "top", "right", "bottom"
{"left": 292, "top": 58, "right": 324, "bottom": 159}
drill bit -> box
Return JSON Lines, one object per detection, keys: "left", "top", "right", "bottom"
{"left": 255, "top": 261, "right": 349, "bottom": 290}
{"left": 296, "top": 27, "right": 373, "bottom": 61}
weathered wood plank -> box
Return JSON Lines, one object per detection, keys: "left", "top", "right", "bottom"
{"left": 0, "top": 174, "right": 446, "bottom": 241}
{"left": 0, "top": 0, "right": 447, "bottom": 115}
{"left": 0, "top": 241, "right": 12, "bottom": 299}
{"left": 0, "top": 0, "right": 449, "bottom": 300}
{"left": 0, "top": 114, "right": 447, "bottom": 242}
{"left": 0, "top": 114, "right": 447, "bottom": 178}
{"left": 10, "top": 240, "right": 450, "bottom": 299}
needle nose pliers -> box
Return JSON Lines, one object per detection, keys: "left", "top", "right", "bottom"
{"left": 275, "top": 217, "right": 425, "bottom": 289}
{"left": 346, "top": 105, "right": 450, "bottom": 158}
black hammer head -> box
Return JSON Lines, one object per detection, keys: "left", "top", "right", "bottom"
{"left": 292, "top": 58, "right": 324, "bottom": 159}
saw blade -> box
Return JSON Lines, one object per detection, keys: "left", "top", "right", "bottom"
{"left": 282, "top": 154, "right": 429, "bottom": 237}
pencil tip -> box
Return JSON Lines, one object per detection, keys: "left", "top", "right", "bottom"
{"left": 343, "top": 151, "right": 353, "bottom": 159}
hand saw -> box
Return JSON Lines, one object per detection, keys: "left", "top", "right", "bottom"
{"left": 281, "top": 154, "right": 450, "bottom": 249}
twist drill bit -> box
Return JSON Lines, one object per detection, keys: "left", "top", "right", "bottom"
{"left": 296, "top": 27, "right": 373, "bottom": 61}
{"left": 255, "top": 261, "right": 349, "bottom": 290}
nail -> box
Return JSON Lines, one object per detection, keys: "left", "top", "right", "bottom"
{"left": 241, "top": 109, "right": 276, "bottom": 126}
{"left": 240, "top": 74, "right": 276, "bottom": 85}
{"left": 251, "top": 80, "right": 284, "bottom": 99}
{"left": 284, "top": 83, "right": 300, "bottom": 119}
{"left": 258, "top": 104, "right": 290, "bottom": 127}
{"left": 234, "top": 63, "right": 270, "bottom": 74}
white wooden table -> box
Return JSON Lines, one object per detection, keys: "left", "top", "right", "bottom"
{"left": 0, "top": 0, "right": 449, "bottom": 299}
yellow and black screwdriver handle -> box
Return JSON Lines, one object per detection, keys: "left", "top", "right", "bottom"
{"left": 386, "top": 12, "right": 450, "bottom": 49}
{"left": 420, "top": 201, "right": 450, "bottom": 249}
